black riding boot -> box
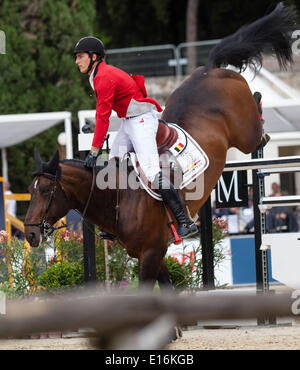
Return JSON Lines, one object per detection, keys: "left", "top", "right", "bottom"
{"left": 153, "top": 172, "right": 198, "bottom": 240}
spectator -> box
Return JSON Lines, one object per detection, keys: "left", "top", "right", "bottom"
{"left": 248, "top": 187, "right": 253, "bottom": 208}
{"left": 4, "top": 181, "right": 16, "bottom": 217}
{"left": 243, "top": 188, "right": 255, "bottom": 233}
{"left": 266, "top": 206, "right": 298, "bottom": 233}
{"left": 212, "top": 201, "right": 235, "bottom": 218}
{"left": 269, "top": 182, "right": 280, "bottom": 197}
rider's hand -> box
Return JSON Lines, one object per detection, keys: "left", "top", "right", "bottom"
{"left": 84, "top": 149, "right": 102, "bottom": 168}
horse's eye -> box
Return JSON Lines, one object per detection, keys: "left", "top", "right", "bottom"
{"left": 40, "top": 185, "right": 51, "bottom": 195}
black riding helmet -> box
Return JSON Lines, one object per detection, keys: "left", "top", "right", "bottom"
{"left": 74, "top": 36, "right": 105, "bottom": 73}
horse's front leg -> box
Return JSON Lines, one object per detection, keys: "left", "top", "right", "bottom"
{"left": 157, "top": 258, "right": 173, "bottom": 293}
{"left": 138, "top": 247, "right": 167, "bottom": 291}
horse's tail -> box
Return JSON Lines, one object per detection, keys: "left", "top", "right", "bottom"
{"left": 206, "top": 2, "right": 296, "bottom": 73}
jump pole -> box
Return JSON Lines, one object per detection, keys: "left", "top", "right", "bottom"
{"left": 251, "top": 146, "right": 276, "bottom": 325}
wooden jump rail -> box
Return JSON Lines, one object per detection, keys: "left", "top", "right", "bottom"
{"left": 4, "top": 194, "right": 31, "bottom": 201}
{"left": 0, "top": 290, "right": 297, "bottom": 349}
{"left": 224, "top": 155, "right": 300, "bottom": 172}
{"left": 4, "top": 193, "right": 31, "bottom": 241}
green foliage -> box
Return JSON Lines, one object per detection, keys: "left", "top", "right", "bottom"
{"left": 164, "top": 255, "right": 193, "bottom": 291}
{"left": 38, "top": 261, "right": 84, "bottom": 291}
{"left": 163, "top": 217, "right": 228, "bottom": 292}
{"left": 95, "top": 238, "right": 136, "bottom": 286}
{"left": 0, "top": 216, "right": 229, "bottom": 297}
{"left": 95, "top": 0, "right": 187, "bottom": 48}
{"left": 95, "top": 0, "right": 300, "bottom": 49}
{"left": 0, "top": 229, "right": 138, "bottom": 295}
{"left": 0, "top": 0, "right": 96, "bottom": 201}
{"left": 0, "top": 232, "right": 46, "bottom": 297}
{"left": 0, "top": 218, "right": 228, "bottom": 297}
{"left": 129, "top": 218, "right": 228, "bottom": 292}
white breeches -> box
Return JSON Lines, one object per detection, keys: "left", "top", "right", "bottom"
{"left": 109, "top": 110, "right": 160, "bottom": 183}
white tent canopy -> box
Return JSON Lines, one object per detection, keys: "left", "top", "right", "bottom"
{"left": 240, "top": 67, "right": 300, "bottom": 134}
{"left": 0, "top": 111, "right": 73, "bottom": 181}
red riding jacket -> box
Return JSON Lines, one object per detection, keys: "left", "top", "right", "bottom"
{"left": 90, "top": 61, "right": 162, "bottom": 148}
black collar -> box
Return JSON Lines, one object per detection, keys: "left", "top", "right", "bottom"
{"left": 93, "top": 60, "right": 102, "bottom": 78}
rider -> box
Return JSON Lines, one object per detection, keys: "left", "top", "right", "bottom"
{"left": 74, "top": 36, "right": 198, "bottom": 240}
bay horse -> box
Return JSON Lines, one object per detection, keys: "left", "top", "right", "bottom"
{"left": 25, "top": 4, "right": 296, "bottom": 290}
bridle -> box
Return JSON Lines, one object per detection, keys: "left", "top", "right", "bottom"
{"left": 24, "top": 168, "right": 96, "bottom": 239}
{"left": 24, "top": 172, "right": 68, "bottom": 238}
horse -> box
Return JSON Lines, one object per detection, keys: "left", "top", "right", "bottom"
{"left": 24, "top": 3, "right": 296, "bottom": 291}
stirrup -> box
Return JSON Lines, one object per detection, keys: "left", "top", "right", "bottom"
{"left": 168, "top": 223, "right": 199, "bottom": 244}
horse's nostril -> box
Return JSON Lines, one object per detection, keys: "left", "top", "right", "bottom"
{"left": 28, "top": 232, "right": 36, "bottom": 244}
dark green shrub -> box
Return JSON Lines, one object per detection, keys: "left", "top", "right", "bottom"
{"left": 38, "top": 261, "right": 84, "bottom": 291}
{"left": 165, "top": 255, "right": 193, "bottom": 291}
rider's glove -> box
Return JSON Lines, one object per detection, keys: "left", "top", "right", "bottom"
{"left": 84, "top": 149, "right": 102, "bottom": 168}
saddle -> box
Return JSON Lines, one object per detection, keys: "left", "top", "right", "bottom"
{"left": 156, "top": 120, "right": 178, "bottom": 154}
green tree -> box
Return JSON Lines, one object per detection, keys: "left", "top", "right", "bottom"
{"left": 96, "top": 0, "right": 300, "bottom": 48}
{"left": 0, "top": 0, "right": 98, "bottom": 210}
{"left": 95, "top": 0, "right": 187, "bottom": 48}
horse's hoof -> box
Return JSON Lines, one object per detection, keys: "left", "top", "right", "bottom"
{"left": 169, "top": 326, "right": 183, "bottom": 342}
{"left": 262, "top": 133, "right": 271, "bottom": 146}
{"left": 256, "top": 132, "right": 270, "bottom": 150}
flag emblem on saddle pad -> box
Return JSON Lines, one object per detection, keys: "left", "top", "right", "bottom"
{"left": 175, "top": 143, "right": 184, "bottom": 152}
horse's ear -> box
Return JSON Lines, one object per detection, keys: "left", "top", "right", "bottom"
{"left": 33, "top": 147, "right": 44, "bottom": 177}
{"left": 34, "top": 147, "right": 43, "bottom": 167}
{"left": 47, "top": 150, "right": 60, "bottom": 175}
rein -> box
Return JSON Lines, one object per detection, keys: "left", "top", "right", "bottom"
{"left": 24, "top": 168, "right": 96, "bottom": 238}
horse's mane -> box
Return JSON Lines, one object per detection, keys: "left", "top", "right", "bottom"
{"left": 60, "top": 159, "right": 85, "bottom": 168}
{"left": 59, "top": 158, "right": 114, "bottom": 175}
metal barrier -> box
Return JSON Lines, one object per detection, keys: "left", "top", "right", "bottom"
{"left": 106, "top": 44, "right": 178, "bottom": 77}
{"left": 177, "top": 39, "right": 220, "bottom": 76}
{"left": 105, "top": 40, "right": 220, "bottom": 77}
